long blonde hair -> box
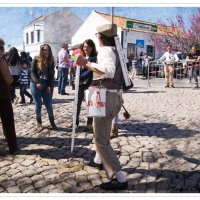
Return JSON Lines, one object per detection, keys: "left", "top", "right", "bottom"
{"left": 37, "top": 44, "right": 53, "bottom": 72}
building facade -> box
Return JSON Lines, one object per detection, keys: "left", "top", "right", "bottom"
{"left": 72, "top": 11, "right": 167, "bottom": 61}
{"left": 23, "top": 8, "right": 83, "bottom": 61}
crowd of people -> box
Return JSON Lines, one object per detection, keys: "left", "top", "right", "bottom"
{"left": 0, "top": 23, "right": 129, "bottom": 190}
{"left": 128, "top": 44, "right": 200, "bottom": 89}
{"left": 1, "top": 22, "right": 200, "bottom": 191}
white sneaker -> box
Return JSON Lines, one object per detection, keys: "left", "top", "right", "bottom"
{"left": 193, "top": 84, "right": 199, "bottom": 89}
{"left": 186, "top": 80, "right": 191, "bottom": 84}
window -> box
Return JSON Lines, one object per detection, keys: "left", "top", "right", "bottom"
{"left": 127, "top": 43, "right": 136, "bottom": 58}
{"left": 37, "top": 30, "right": 40, "bottom": 42}
{"left": 31, "top": 31, "right": 34, "bottom": 43}
{"left": 26, "top": 33, "right": 29, "bottom": 44}
{"left": 146, "top": 45, "right": 155, "bottom": 57}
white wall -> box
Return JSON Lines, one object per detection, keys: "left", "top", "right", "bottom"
{"left": 23, "top": 21, "right": 45, "bottom": 58}
{"left": 72, "top": 11, "right": 112, "bottom": 51}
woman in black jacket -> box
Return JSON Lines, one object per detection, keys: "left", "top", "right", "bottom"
{"left": 67, "top": 39, "right": 97, "bottom": 130}
{"left": 30, "top": 44, "right": 57, "bottom": 131}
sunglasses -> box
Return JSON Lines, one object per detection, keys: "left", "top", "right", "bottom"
{"left": 95, "top": 33, "right": 101, "bottom": 38}
{"left": 0, "top": 45, "right": 5, "bottom": 51}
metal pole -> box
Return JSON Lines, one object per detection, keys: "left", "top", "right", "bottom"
{"left": 71, "top": 65, "right": 80, "bottom": 152}
{"left": 111, "top": 7, "right": 114, "bottom": 24}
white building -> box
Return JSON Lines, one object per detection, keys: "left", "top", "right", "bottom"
{"left": 23, "top": 14, "right": 46, "bottom": 57}
{"left": 23, "top": 8, "right": 83, "bottom": 60}
{"left": 72, "top": 11, "right": 167, "bottom": 60}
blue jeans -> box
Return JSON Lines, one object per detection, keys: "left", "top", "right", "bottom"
{"left": 58, "top": 67, "right": 69, "bottom": 94}
{"left": 30, "top": 79, "right": 54, "bottom": 119}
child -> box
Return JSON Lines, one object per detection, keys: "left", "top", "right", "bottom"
{"left": 131, "top": 56, "right": 139, "bottom": 79}
{"left": 19, "top": 59, "right": 33, "bottom": 104}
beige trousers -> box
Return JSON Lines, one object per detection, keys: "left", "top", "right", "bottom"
{"left": 93, "top": 91, "right": 123, "bottom": 179}
{"left": 164, "top": 64, "right": 174, "bottom": 86}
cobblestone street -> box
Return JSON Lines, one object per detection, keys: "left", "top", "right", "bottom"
{"left": 1, "top": 80, "right": 200, "bottom": 193}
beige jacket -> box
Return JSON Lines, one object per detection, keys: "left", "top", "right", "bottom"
{"left": 0, "top": 57, "right": 13, "bottom": 84}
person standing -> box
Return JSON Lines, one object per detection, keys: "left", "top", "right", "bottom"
{"left": 158, "top": 44, "right": 179, "bottom": 88}
{"left": 19, "top": 58, "right": 33, "bottom": 104}
{"left": 30, "top": 44, "right": 57, "bottom": 131}
{"left": 144, "top": 53, "right": 153, "bottom": 79}
{"left": 140, "top": 52, "right": 145, "bottom": 77}
{"left": 57, "top": 42, "right": 70, "bottom": 95}
{"left": 75, "top": 24, "right": 128, "bottom": 190}
{"left": 0, "top": 38, "right": 19, "bottom": 154}
{"left": 67, "top": 39, "right": 97, "bottom": 130}
{"left": 131, "top": 56, "right": 139, "bottom": 79}
{"left": 186, "top": 46, "right": 200, "bottom": 88}
{"left": 7, "top": 47, "right": 21, "bottom": 103}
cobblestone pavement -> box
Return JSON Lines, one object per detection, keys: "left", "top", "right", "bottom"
{"left": 1, "top": 80, "right": 200, "bottom": 193}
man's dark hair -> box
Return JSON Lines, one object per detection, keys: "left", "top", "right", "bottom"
{"left": 20, "top": 58, "right": 29, "bottom": 66}
{"left": 7, "top": 47, "right": 20, "bottom": 66}
{"left": 167, "top": 44, "right": 172, "bottom": 48}
{"left": 99, "top": 33, "right": 115, "bottom": 47}
{"left": 0, "top": 38, "right": 5, "bottom": 46}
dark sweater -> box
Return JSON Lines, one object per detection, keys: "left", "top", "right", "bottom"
{"left": 30, "top": 58, "right": 54, "bottom": 87}
{"left": 79, "top": 56, "right": 97, "bottom": 89}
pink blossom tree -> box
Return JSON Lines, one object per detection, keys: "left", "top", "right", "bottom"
{"left": 149, "top": 8, "right": 200, "bottom": 54}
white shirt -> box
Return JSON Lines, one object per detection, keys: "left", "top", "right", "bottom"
{"left": 9, "top": 63, "right": 21, "bottom": 76}
{"left": 144, "top": 56, "right": 153, "bottom": 67}
{"left": 159, "top": 51, "right": 179, "bottom": 64}
{"left": 90, "top": 46, "right": 116, "bottom": 80}
{"left": 58, "top": 48, "right": 69, "bottom": 68}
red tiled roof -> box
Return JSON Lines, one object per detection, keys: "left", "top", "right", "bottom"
{"left": 96, "top": 11, "right": 179, "bottom": 36}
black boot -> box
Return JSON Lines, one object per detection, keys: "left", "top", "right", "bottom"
{"left": 36, "top": 118, "right": 43, "bottom": 132}
{"left": 49, "top": 117, "right": 57, "bottom": 130}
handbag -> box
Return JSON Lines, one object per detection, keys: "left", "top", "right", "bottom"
{"left": 85, "top": 86, "right": 106, "bottom": 117}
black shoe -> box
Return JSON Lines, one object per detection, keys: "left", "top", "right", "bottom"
{"left": 10, "top": 147, "right": 21, "bottom": 155}
{"left": 30, "top": 98, "right": 33, "bottom": 104}
{"left": 170, "top": 85, "right": 175, "bottom": 88}
{"left": 19, "top": 100, "right": 25, "bottom": 104}
{"left": 100, "top": 178, "right": 128, "bottom": 190}
{"left": 49, "top": 117, "right": 58, "bottom": 130}
{"left": 83, "top": 159, "right": 103, "bottom": 170}
{"left": 61, "top": 92, "right": 69, "bottom": 95}
{"left": 165, "top": 84, "right": 169, "bottom": 88}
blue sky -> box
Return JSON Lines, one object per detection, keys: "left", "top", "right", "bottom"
{"left": 0, "top": 7, "right": 198, "bottom": 47}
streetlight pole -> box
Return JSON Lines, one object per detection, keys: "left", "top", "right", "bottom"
{"left": 111, "top": 7, "right": 114, "bottom": 24}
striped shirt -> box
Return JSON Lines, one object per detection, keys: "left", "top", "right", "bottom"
{"left": 19, "top": 68, "right": 30, "bottom": 85}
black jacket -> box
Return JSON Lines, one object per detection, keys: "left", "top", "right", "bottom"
{"left": 79, "top": 56, "right": 97, "bottom": 89}
{"left": 30, "top": 58, "right": 54, "bottom": 87}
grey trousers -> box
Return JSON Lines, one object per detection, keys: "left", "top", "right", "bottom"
{"left": 189, "top": 65, "right": 198, "bottom": 84}
{"left": 93, "top": 91, "right": 123, "bottom": 179}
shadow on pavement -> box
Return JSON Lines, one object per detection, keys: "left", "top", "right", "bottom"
{"left": 52, "top": 98, "right": 73, "bottom": 104}
{"left": 127, "top": 90, "right": 166, "bottom": 94}
{"left": 121, "top": 167, "right": 200, "bottom": 192}
{"left": 118, "top": 121, "right": 200, "bottom": 139}
{"left": 0, "top": 136, "right": 94, "bottom": 160}
{"left": 166, "top": 149, "right": 200, "bottom": 165}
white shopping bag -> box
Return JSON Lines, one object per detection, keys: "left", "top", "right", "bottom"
{"left": 85, "top": 86, "right": 106, "bottom": 117}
